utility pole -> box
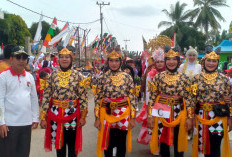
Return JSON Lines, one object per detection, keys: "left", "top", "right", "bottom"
{"left": 96, "top": 1, "right": 110, "bottom": 52}
{"left": 123, "top": 39, "right": 130, "bottom": 51}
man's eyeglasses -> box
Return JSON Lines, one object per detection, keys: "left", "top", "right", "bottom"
{"left": 14, "top": 54, "right": 28, "bottom": 60}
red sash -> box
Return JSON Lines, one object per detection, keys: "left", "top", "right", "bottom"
{"left": 44, "top": 98, "right": 82, "bottom": 155}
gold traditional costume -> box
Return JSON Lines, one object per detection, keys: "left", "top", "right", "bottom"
{"left": 95, "top": 50, "right": 137, "bottom": 157}
{"left": 40, "top": 48, "right": 89, "bottom": 155}
{"left": 148, "top": 47, "right": 194, "bottom": 154}
{"left": 191, "top": 47, "right": 231, "bottom": 157}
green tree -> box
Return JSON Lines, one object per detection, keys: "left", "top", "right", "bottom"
{"left": 0, "top": 13, "right": 31, "bottom": 46}
{"left": 187, "top": 0, "right": 229, "bottom": 36}
{"left": 208, "top": 30, "right": 229, "bottom": 46}
{"left": 29, "top": 21, "right": 60, "bottom": 41}
{"left": 158, "top": 1, "right": 192, "bottom": 29}
{"left": 160, "top": 24, "right": 207, "bottom": 53}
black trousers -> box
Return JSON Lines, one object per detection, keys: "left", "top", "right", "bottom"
{"left": 0, "top": 125, "right": 32, "bottom": 157}
{"left": 160, "top": 126, "right": 184, "bottom": 157}
{"left": 56, "top": 129, "right": 77, "bottom": 157}
{"left": 104, "top": 128, "right": 128, "bottom": 157}
{"left": 204, "top": 132, "right": 223, "bottom": 157}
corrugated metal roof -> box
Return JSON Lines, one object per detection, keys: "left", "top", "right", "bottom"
{"left": 214, "top": 40, "right": 232, "bottom": 52}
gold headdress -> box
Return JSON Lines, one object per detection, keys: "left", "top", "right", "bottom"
{"left": 59, "top": 48, "right": 72, "bottom": 55}
{"left": 205, "top": 51, "right": 220, "bottom": 60}
{"left": 107, "top": 50, "right": 122, "bottom": 59}
{"left": 58, "top": 48, "right": 75, "bottom": 61}
{"left": 165, "top": 49, "right": 179, "bottom": 57}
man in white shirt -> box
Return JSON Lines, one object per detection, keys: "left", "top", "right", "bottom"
{"left": 0, "top": 46, "right": 39, "bottom": 157}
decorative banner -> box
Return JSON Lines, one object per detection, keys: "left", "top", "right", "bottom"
{"left": 63, "top": 27, "right": 76, "bottom": 47}
{"left": 41, "top": 17, "right": 57, "bottom": 53}
{"left": 230, "top": 21, "right": 232, "bottom": 33}
{"left": 172, "top": 32, "right": 176, "bottom": 47}
{"left": 32, "top": 14, "right": 43, "bottom": 51}
{"left": 50, "top": 22, "right": 69, "bottom": 47}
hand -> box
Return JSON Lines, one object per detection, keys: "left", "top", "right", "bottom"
{"left": 147, "top": 116, "right": 154, "bottom": 129}
{"left": 32, "top": 122, "right": 39, "bottom": 129}
{"left": 78, "top": 118, "right": 86, "bottom": 127}
{"left": 185, "top": 118, "right": 193, "bottom": 131}
{"left": 40, "top": 120, "right": 47, "bottom": 129}
{"left": 128, "top": 119, "right": 136, "bottom": 129}
{"left": 94, "top": 118, "right": 101, "bottom": 130}
{"left": 0, "top": 124, "right": 9, "bottom": 138}
{"left": 224, "top": 95, "right": 231, "bottom": 104}
{"left": 228, "top": 117, "right": 232, "bottom": 132}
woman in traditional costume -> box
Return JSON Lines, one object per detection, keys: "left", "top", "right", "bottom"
{"left": 40, "top": 47, "right": 89, "bottom": 157}
{"left": 136, "top": 48, "right": 165, "bottom": 148}
{"left": 148, "top": 46, "right": 194, "bottom": 157}
{"left": 179, "top": 46, "right": 201, "bottom": 79}
{"left": 94, "top": 49, "right": 137, "bottom": 157}
{"left": 191, "top": 46, "right": 232, "bottom": 157}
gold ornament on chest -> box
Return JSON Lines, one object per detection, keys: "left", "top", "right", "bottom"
{"left": 202, "top": 72, "right": 218, "bottom": 85}
{"left": 110, "top": 73, "right": 124, "bottom": 87}
{"left": 164, "top": 73, "right": 180, "bottom": 85}
{"left": 57, "top": 70, "right": 72, "bottom": 87}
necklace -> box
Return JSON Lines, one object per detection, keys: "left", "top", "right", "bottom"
{"left": 202, "top": 72, "right": 218, "bottom": 85}
{"left": 57, "top": 69, "right": 72, "bottom": 87}
{"left": 164, "top": 72, "right": 180, "bottom": 85}
{"left": 110, "top": 73, "right": 124, "bottom": 87}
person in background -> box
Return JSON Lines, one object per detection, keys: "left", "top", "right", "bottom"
{"left": 180, "top": 55, "right": 185, "bottom": 64}
{"left": 0, "top": 45, "right": 14, "bottom": 72}
{"left": 0, "top": 46, "right": 39, "bottom": 157}
{"left": 136, "top": 48, "right": 165, "bottom": 156}
{"left": 28, "top": 56, "right": 36, "bottom": 80}
{"left": 123, "top": 65, "right": 135, "bottom": 83}
{"left": 37, "top": 71, "right": 48, "bottom": 106}
{"left": 179, "top": 46, "right": 201, "bottom": 79}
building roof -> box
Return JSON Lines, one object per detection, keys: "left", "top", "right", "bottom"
{"left": 214, "top": 40, "right": 232, "bottom": 52}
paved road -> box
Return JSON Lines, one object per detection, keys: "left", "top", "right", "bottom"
{"left": 30, "top": 93, "right": 232, "bottom": 157}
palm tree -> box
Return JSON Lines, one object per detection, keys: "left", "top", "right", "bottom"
{"left": 158, "top": 1, "right": 192, "bottom": 29}
{"left": 187, "top": 0, "right": 229, "bottom": 36}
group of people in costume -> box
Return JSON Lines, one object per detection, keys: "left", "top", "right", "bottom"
{"left": 1, "top": 42, "right": 232, "bottom": 157}
{"left": 136, "top": 45, "right": 232, "bottom": 157}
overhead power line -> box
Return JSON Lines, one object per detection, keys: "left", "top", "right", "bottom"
{"left": 6, "top": 0, "right": 100, "bottom": 25}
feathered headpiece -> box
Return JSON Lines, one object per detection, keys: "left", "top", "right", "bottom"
{"left": 152, "top": 48, "right": 164, "bottom": 62}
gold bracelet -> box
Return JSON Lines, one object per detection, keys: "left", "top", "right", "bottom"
{"left": 147, "top": 105, "right": 153, "bottom": 116}
{"left": 230, "top": 107, "right": 232, "bottom": 117}
{"left": 81, "top": 109, "right": 88, "bottom": 119}
{"left": 130, "top": 108, "right": 136, "bottom": 119}
{"left": 187, "top": 107, "right": 194, "bottom": 118}
{"left": 94, "top": 107, "right": 100, "bottom": 118}
{"left": 40, "top": 110, "right": 47, "bottom": 121}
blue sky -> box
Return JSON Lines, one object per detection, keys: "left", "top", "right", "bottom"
{"left": 1, "top": 0, "right": 232, "bottom": 51}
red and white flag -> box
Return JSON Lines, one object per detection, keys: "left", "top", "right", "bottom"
{"left": 152, "top": 103, "right": 171, "bottom": 118}
{"left": 172, "top": 32, "right": 176, "bottom": 47}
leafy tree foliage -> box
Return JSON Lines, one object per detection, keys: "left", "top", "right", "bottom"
{"left": 160, "top": 24, "right": 207, "bottom": 53}
{"left": 0, "top": 13, "right": 31, "bottom": 46}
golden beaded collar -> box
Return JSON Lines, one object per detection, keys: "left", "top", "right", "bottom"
{"left": 57, "top": 69, "right": 72, "bottom": 87}
{"left": 202, "top": 72, "right": 218, "bottom": 85}
{"left": 110, "top": 73, "right": 124, "bottom": 87}
{"left": 164, "top": 72, "right": 180, "bottom": 85}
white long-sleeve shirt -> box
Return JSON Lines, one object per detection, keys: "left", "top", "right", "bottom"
{"left": 0, "top": 67, "right": 39, "bottom": 126}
